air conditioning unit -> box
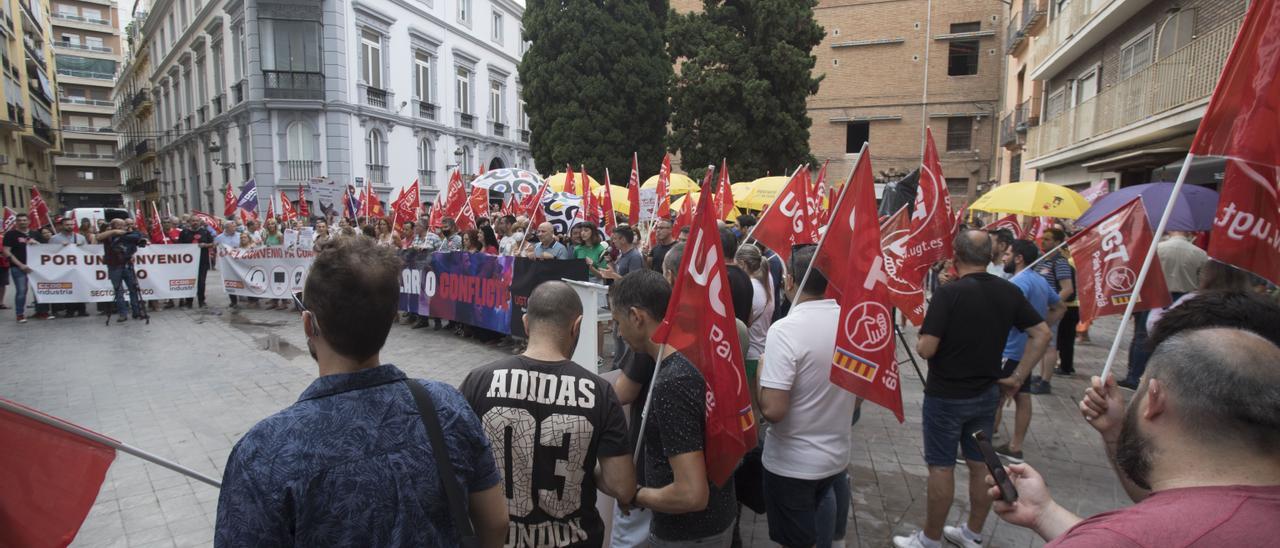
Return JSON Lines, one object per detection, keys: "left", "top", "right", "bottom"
{"left": 0, "top": 154, "right": 7, "bottom": 165}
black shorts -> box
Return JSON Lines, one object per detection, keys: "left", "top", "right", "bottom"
{"left": 1001, "top": 358, "right": 1031, "bottom": 394}
{"left": 763, "top": 469, "right": 840, "bottom": 548}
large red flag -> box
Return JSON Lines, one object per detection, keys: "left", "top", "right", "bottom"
{"left": 0, "top": 400, "right": 116, "bottom": 548}
{"left": 715, "top": 159, "right": 735, "bottom": 222}
{"left": 1190, "top": 0, "right": 1280, "bottom": 285}
{"left": 2, "top": 207, "right": 16, "bottom": 232}
{"left": 28, "top": 188, "right": 51, "bottom": 228}
{"left": 1068, "top": 198, "right": 1172, "bottom": 324}
{"left": 148, "top": 202, "right": 167, "bottom": 244}
{"left": 428, "top": 201, "right": 444, "bottom": 229}
{"left": 903, "top": 128, "right": 954, "bottom": 275}
{"left": 822, "top": 151, "right": 903, "bottom": 422}
{"left": 224, "top": 184, "right": 238, "bottom": 218}
{"left": 465, "top": 186, "right": 488, "bottom": 229}
{"left": 601, "top": 169, "right": 618, "bottom": 233}
{"left": 806, "top": 162, "right": 827, "bottom": 232}
{"left": 265, "top": 195, "right": 277, "bottom": 223}
{"left": 297, "top": 184, "right": 310, "bottom": 219}
{"left": 627, "top": 153, "right": 641, "bottom": 225}
{"left": 672, "top": 189, "right": 695, "bottom": 236}
{"left": 441, "top": 170, "right": 466, "bottom": 219}
{"left": 750, "top": 166, "right": 816, "bottom": 262}
{"left": 986, "top": 214, "right": 1026, "bottom": 239}
{"left": 393, "top": 180, "right": 422, "bottom": 228}
{"left": 580, "top": 166, "right": 597, "bottom": 223}
{"left": 563, "top": 165, "right": 577, "bottom": 196}
{"left": 191, "top": 210, "right": 220, "bottom": 232}
{"left": 877, "top": 206, "right": 927, "bottom": 325}
{"left": 134, "top": 203, "right": 148, "bottom": 233}
{"left": 279, "top": 191, "right": 296, "bottom": 222}
{"left": 651, "top": 190, "right": 757, "bottom": 487}
{"left": 655, "top": 153, "right": 672, "bottom": 219}
{"left": 1031, "top": 215, "right": 1052, "bottom": 241}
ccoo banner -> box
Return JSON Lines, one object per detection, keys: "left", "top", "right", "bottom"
{"left": 218, "top": 246, "right": 315, "bottom": 298}
{"left": 27, "top": 243, "right": 201, "bottom": 303}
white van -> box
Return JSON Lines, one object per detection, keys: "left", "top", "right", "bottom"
{"left": 64, "top": 207, "right": 130, "bottom": 224}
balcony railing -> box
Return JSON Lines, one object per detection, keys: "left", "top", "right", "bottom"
{"left": 366, "top": 164, "right": 388, "bottom": 186}
{"left": 61, "top": 152, "right": 114, "bottom": 159}
{"left": 135, "top": 138, "right": 154, "bottom": 157}
{"left": 61, "top": 124, "right": 105, "bottom": 132}
{"left": 52, "top": 12, "right": 112, "bottom": 27}
{"left": 55, "top": 41, "right": 114, "bottom": 54}
{"left": 197, "top": 105, "right": 207, "bottom": 124}
{"left": 416, "top": 101, "right": 437, "bottom": 120}
{"left": 458, "top": 112, "right": 475, "bottom": 130}
{"left": 280, "top": 159, "right": 320, "bottom": 181}
{"left": 57, "top": 68, "right": 114, "bottom": 80}
{"left": 491, "top": 121, "right": 506, "bottom": 138}
{"left": 1006, "top": 0, "right": 1047, "bottom": 53}
{"left": 365, "top": 87, "right": 388, "bottom": 108}
{"left": 263, "top": 70, "right": 325, "bottom": 100}
{"left": 231, "top": 80, "right": 246, "bottom": 104}
{"left": 1000, "top": 100, "right": 1035, "bottom": 148}
{"left": 60, "top": 96, "right": 114, "bottom": 107}
{"left": 31, "top": 119, "right": 53, "bottom": 144}
{"left": 1028, "top": 17, "right": 1242, "bottom": 161}
{"left": 520, "top": 129, "right": 530, "bottom": 143}
{"left": 131, "top": 88, "right": 150, "bottom": 109}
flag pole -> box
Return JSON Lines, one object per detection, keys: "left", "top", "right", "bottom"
{"left": 0, "top": 399, "right": 222, "bottom": 489}
{"left": 792, "top": 147, "right": 866, "bottom": 298}
{"left": 633, "top": 343, "right": 669, "bottom": 465}
{"left": 1099, "top": 153, "right": 1194, "bottom": 380}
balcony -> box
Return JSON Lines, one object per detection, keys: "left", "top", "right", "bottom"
{"left": 60, "top": 96, "right": 114, "bottom": 107}
{"left": 458, "top": 112, "right": 475, "bottom": 130}
{"left": 1005, "top": 0, "right": 1047, "bottom": 54}
{"left": 280, "top": 159, "right": 320, "bottom": 181}
{"left": 415, "top": 100, "right": 437, "bottom": 121}
{"left": 520, "top": 129, "right": 530, "bottom": 143}
{"left": 1027, "top": 17, "right": 1241, "bottom": 166}
{"left": 51, "top": 12, "right": 113, "bottom": 28}
{"left": 184, "top": 114, "right": 193, "bottom": 131}
{"left": 198, "top": 105, "right": 207, "bottom": 124}
{"left": 491, "top": 121, "right": 506, "bottom": 138}
{"left": 55, "top": 41, "right": 114, "bottom": 54}
{"left": 1030, "top": 0, "right": 1154, "bottom": 80}
{"left": 132, "top": 88, "right": 152, "bottom": 113}
{"left": 136, "top": 138, "right": 155, "bottom": 159}
{"left": 57, "top": 68, "right": 114, "bottom": 80}
{"left": 29, "top": 119, "right": 54, "bottom": 146}
{"left": 3, "top": 103, "right": 23, "bottom": 133}
{"left": 263, "top": 70, "right": 325, "bottom": 100}
{"left": 212, "top": 93, "right": 224, "bottom": 115}
{"left": 364, "top": 86, "right": 388, "bottom": 108}
{"left": 24, "top": 36, "right": 47, "bottom": 71}
{"left": 1000, "top": 100, "right": 1036, "bottom": 149}
{"left": 366, "top": 164, "right": 388, "bottom": 186}
{"left": 19, "top": 0, "right": 41, "bottom": 34}
{"left": 231, "top": 79, "right": 246, "bottom": 104}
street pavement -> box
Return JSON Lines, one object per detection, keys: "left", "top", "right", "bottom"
{"left": 1, "top": 270, "right": 1138, "bottom": 547}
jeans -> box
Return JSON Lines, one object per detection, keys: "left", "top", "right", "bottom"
{"left": 10, "top": 266, "right": 27, "bottom": 316}
{"left": 764, "top": 469, "right": 839, "bottom": 547}
{"left": 182, "top": 264, "right": 208, "bottom": 306}
{"left": 922, "top": 385, "right": 1000, "bottom": 466}
{"left": 816, "top": 473, "right": 851, "bottom": 547}
{"left": 1125, "top": 310, "right": 1152, "bottom": 385}
{"left": 1057, "top": 306, "right": 1079, "bottom": 373}
{"left": 109, "top": 265, "right": 142, "bottom": 318}
{"left": 651, "top": 522, "right": 735, "bottom": 548}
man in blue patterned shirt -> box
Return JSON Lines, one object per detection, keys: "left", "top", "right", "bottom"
{"left": 215, "top": 237, "right": 509, "bottom": 547}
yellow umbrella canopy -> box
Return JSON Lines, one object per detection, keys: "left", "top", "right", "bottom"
{"left": 594, "top": 184, "right": 630, "bottom": 216}
{"left": 545, "top": 172, "right": 602, "bottom": 194}
{"left": 730, "top": 182, "right": 753, "bottom": 202}
{"left": 640, "top": 173, "right": 699, "bottom": 196}
{"left": 738, "top": 176, "right": 790, "bottom": 210}
{"left": 971, "top": 181, "right": 1091, "bottom": 219}
{"left": 671, "top": 192, "right": 742, "bottom": 222}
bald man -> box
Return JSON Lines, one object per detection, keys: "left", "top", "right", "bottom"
{"left": 991, "top": 328, "right": 1280, "bottom": 545}
{"left": 460, "top": 281, "right": 635, "bottom": 546}
{"left": 530, "top": 222, "right": 570, "bottom": 260}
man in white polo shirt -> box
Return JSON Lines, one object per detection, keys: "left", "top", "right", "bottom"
{"left": 759, "top": 246, "right": 858, "bottom": 548}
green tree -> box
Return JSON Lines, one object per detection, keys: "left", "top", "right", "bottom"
{"left": 520, "top": 0, "right": 672, "bottom": 182}
{"left": 668, "top": 0, "right": 824, "bottom": 181}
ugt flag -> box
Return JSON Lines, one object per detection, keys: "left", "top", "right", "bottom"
{"left": 903, "top": 128, "right": 953, "bottom": 276}
{"left": 751, "top": 166, "right": 817, "bottom": 262}
{"left": 986, "top": 214, "right": 1026, "bottom": 239}
{"left": 1066, "top": 198, "right": 1172, "bottom": 324}
{"left": 820, "top": 150, "right": 904, "bottom": 422}
{"left": 237, "top": 179, "right": 259, "bottom": 218}
{"left": 876, "top": 206, "right": 927, "bottom": 326}
{"left": 651, "top": 189, "right": 757, "bottom": 487}
{"left": 1191, "top": 0, "right": 1280, "bottom": 285}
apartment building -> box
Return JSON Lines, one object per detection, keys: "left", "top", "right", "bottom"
{"left": 117, "top": 0, "right": 530, "bottom": 217}
{"left": 0, "top": 0, "right": 62, "bottom": 215}
{"left": 1011, "top": 0, "right": 1247, "bottom": 190}
{"left": 113, "top": 2, "right": 155, "bottom": 208}
{"left": 51, "top": 0, "right": 122, "bottom": 208}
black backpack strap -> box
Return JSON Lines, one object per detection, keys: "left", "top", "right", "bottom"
{"left": 404, "top": 380, "right": 479, "bottom": 547}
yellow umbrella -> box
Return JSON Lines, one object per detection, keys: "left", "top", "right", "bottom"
{"left": 671, "top": 192, "right": 742, "bottom": 222}
{"left": 640, "top": 173, "right": 699, "bottom": 196}
{"left": 594, "top": 184, "right": 630, "bottom": 216}
{"left": 738, "top": 176, "right": 790, "bottom": 210}
{"left": 545, "top": 172, "right": 602, "bottom": 194}
{"left": 730, "top": 182, "right": 753, "bottom": 203}
{"left": 971, "top": 181, "right": 1091, "bottom": 219}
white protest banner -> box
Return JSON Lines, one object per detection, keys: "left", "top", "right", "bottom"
{"left": 308, "top": 177, "right": 343, "bottom": 220}
{"left": 637, "top": 187, "right": 658, "bottom": 222}
{"left": 218, "top": 246, "right": 315, "bottom": 298}
{"left": 28, "top": 243, "right": 200, "bottom": 303}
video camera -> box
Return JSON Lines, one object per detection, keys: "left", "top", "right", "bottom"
{"left": 112, "top": 230, "right": 150, "bottom": 260}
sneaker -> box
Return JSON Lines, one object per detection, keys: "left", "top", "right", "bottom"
{"left": 16, "top": 315, "right": 26, "bottom": 323}
{"left": 1028, "top": 379, "right": 1051, "bottom": 395}
{"left": 1117, "top": 379, "right": 1139, "bottom": 391}
{"left": 893, "top": 531, "right": 940, "bottom": 548}
{"left": 943, "top": 525, "right": 983, "bottom": 547}
{"left": 1054, "top": 367, "right": 1075, "bottom": 377}
{"left": 116, "top": 315, "right": 128, "bottom": 323}
{"left": 32, "top": 312, "right": 50, "bottom": 320}
{"left": 994, "top": 443, "right": 1024, "bottom": 464}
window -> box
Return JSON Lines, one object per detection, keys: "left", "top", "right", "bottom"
{"left": 460, "top": 146, "right": 472, "bottom": 174}
{"left": 286, "top": 121, "right": 316, "bottom": 161}
{"left": 1157, "top": 10, "right": 1195, "bottom": 59}
{"left": 1118, "top": 28, "right": 1154, "bottom": 80}
{"left": 946, "top": 117, "right": 974, "bottom": 151}
{"left": 81, "top": 7, "right": 101, "bottom": 21}
{"left": 77, "top": 170, "right": 96, "bottom": 180}
{"left": 1045, "top": 88, "right": 1066, "bottom": 119}
{"left": 489, "top": 81, "right": 503, "bottom": 123}
{"left": 845, "top": 121, "right": 869, "bottom": 153}
{"left": 518, "top": 98, "right": 527, "bottom": 129}
{"left": 414, "top": 53, "right": 432, "bottom": 101}
{"left": 418, "top": 138, "right": 434, "bottom": 183}
{"left": 950, "top": 21, "right": 981, "bottom": 33}
{"left": 456, "top": 67, "right": 471, "bottom": 114}
{"left": 948, "top": 38, "right": 979, "bottom": 76}
{"left": 491, "top": 11, "right": 503, "bottom": 43}
{"left": 366, "top": 129, "right": 385, "bottom": 165}
{"left": 56, "top": 4, "right": 77, "bottom": 16}
{"left": 458, "top": 0, "right": 471, "bottom": 23}
{"left": 60, "top": 34, "right": 80, "bottom": 46}
{"left": 85, "top": 36, "right": 103, "bottom": 49}
{"left": 1074, "top": 68, "right": 1098, "bottom": 106}
{"left": 261, "top": 20, "right": 323, "bottom": 73}
{"left": 360, "top": 32, "right": 383, "bottom": 89}
{"left": 945, "top": 178, "right": 969, "bottom": 200}
{"left": 211, "top": 45, "right": 224, "bottom": 91}
{"left": 1009, "top": 153, "right": 1021, "bottom": 182}
{"left": 232, "top": 26, "right": 244, "bottom": 80}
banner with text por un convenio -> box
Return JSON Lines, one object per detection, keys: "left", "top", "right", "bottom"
{"left": 27, "top": 243, "right": 201, "bottom": 303}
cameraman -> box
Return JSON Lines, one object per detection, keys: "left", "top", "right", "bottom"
{"left": 96, "top": 218, "right": 147, "bottom": 322}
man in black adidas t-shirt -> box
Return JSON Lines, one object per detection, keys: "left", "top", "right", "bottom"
{"left": 461, "top": 281, "right": 634, "bottom": 548}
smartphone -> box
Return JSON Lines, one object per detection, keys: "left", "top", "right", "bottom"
{"left": 973, "top": 431, "right": 1018, "bottom": 503}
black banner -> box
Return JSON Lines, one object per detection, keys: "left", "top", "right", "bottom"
{"left": 508, "top": 258, "right": 590, "bottom": 337}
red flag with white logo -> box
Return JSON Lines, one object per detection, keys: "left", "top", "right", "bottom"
{"left": 3, "top": 207, "right": 16, "bottom": 232}
{"left": 877, "top": 206, "right": 927, "bottom": 325}
{"left": 224, "top": 183, "right": 238, "bottom": 218}
{"left": 0, "top": 399, "right": 116, "bottom": 548}
{"left": 149, "top": 202, "right": 168, "bottom": 244}
{"left": 655, "top": 153, "right": 672, "bottom": 219}
{"left": 1080, "top": 180, "right": 1111, "bottom": 204}
{"left": 986, "top": 214, "right": 1026, "bottom": 239}
{"left": 628, "top": 153, "right": 642, "bottom": 225}
{"left": 601, "top": 169, "right": 618, "bottom": 233}
{"left": 1190, "top": 0, "right": 1280, "bottom": 285}
{"left": 651, "top": 190, "right": 757, "bottom": 487}
{"left": 393, "top": 180, "right": 421, "bottom": 228}
{"left": 279, "top": 191, "right": 296, "bottom": 222}
{"left": 1031, "top": 216, "right": 1051, "bottom": 241}
{"left": 715, "top": 159, "right": 735, "bottom": 222}
{"left": 824, "top": 150, "right": 903, "bottom": 422}
{"left": 134, "top": 203, "right": 150, "bottom": 239}
{"left": 563, "top": 165, "right": 577, "bottom": 196}
{"left": 441, "top": 170, "right": 466, "bottom": 220}
{"left": 265, "top": 195, "right": 277, "bottom": 223}
{"left": 1067, "top": 198, "right": 1172, "bottom": 324}
{"left": 903, "top": 129, "right": 954, "bottom": 275}
{"left": 751, "top": 166, "right": 816, "bottom": 262}
{"left": 808, "top": 161, "right": 828, "bottom": 232}
{"left": 28, "top": 188, "right": 51, "bottom": 229}
{"left": 191, "top": 210, "right": 220, "bottom": 232}
{"left": 297, "top": 184, "right": 310, "bottom": 219}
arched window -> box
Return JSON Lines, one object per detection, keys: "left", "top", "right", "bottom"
{"left": 418, "top": 137, "right": 434, "bottom": 187}
{"left": 366, "top": 128, "right": 386, "bottom": 185}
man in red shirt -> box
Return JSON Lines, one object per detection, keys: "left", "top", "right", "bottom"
{"left": 988, "top": 326, "right": 1280, "bottom": 546}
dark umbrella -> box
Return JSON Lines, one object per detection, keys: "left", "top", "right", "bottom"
{"left": 878, "top": 169, "right": 919, "bottom": 217}
{"left": 1074, "top": 183, "right": 1220, "bottom": 232}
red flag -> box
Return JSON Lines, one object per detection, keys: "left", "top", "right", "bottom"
{"left": 361, "top": 177, "right": 373, "bottom": 219}
{"left": 1189, "top": 0, "right": 1280, "bottom": 285}
{"left": 563, "top": 164, "right": 577, "bottom": 196}
{"left": 601, "top": 169, "right": 618, "bottom": 233}
{"left": 465, "top": 186, "right": 488, "bottom": 229}
{"left": 279, "top": 191, "right": 296, "bottom": 222}
{"left": 986, "top": 214, "right": 1026, "bottom": 239}
{"left": 580, "top": 166, "right": 597, "bottom": 223}
{"left": 265, "top": 195, "right": 277, "bottom": 223}
{"left": 1080, "top": 180, "right": 1111, "bottom": 204}
{"left": 192, "top": 210, "right": 221, "bottom": 232}
{"left": 224, "top": 184, "right": 238, "bottom": 218}
{"left": 672, "top": 191, "right": 695, "bottom": 235}
{"left": 149, "top": 202, "right": 167, "bottom": 244}
{"left": 369, "top": 191, "right": 385, "bottom": 219}
{"left": 1031, "top": 216, "right": 1052, "bottom": 241}
{"left": 428, "top": 201, "right": 444, "bottom": 229}
{"left": 655, "top": 154, "right": 672, "bottom": 219}
{"left": 872, "top": 206, "right": 927, "bottom": 325}
{"left": 903, "top": 128, "right": 954, "bottom": 275}
{"left": 2, "top": 207, "right": 16, "bottom": 232}
{"left": 297, "top": 184, "right": 310, "bottom": 219}
{"left": 441, "top": 170, "right": 466, "bottom": 219}
{"left": 806, "top": 162, "right": 827, "bottom": 233}
{"left": 0, "top": 400, "right": 116, "bottom": 548}
{"left": 393, "top": 180, "right": 422, "bottom": 228}
{"left": 822, "top": 151, "right": 903, "bottom": 422}
{"left": 750, "top": 166, "right": 816, "bottom": 262}
{"left": 627, "top": 152, "right": 641, "bottom": 225}
{"left": 651, "top": 190, "right": 757, "bottom": 487}
{"left": 1067, "top": 198, "right": 1172, "bottom": 323}
{"left": 134, "top": 203, "right": 150, "bottom": 238}
{"left": 715, "top": 159, "right": 735, "bottom": 222}
{"left": 28, "top": 188, "right": 51, "bottom": 228}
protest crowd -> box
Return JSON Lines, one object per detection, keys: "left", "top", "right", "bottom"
{"left": 6, "top": 4, "right": 1280, "bottom": 545}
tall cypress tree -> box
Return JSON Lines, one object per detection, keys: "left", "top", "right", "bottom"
{"left": 520, "top": 0, "right": 672, "bottom": 181}
{"left": 668, "top": 0, "right": 823, "bottom": 181}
